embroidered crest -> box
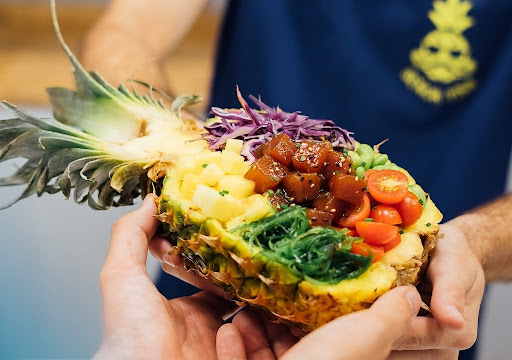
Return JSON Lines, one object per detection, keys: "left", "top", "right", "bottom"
{"left": 400, "top": 0, "right": 477, "bottom": 104}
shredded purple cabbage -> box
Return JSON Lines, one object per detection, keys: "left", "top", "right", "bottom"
{"left": 202, "top": 87, "right": 355, "bottom": 162}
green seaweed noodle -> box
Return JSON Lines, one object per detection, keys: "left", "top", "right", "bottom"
{"left": 233, "top": 206, "right": 372, "bottom": 284}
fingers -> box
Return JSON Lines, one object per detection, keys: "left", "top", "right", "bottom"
{"left": 216, "top": 324, "right": 247, "bottom": 360}
{"left": 393, "top": 224, "right": 484, "bottom": 351}
{"left": 99, "top": 197, "right": 168, "bottom": 337}
{"left": 281, "top": 286, "right": 420, "bottom": 360}
{"left": 191, "top": 291, "right": 242, "bottom": 321}
{"left": 426, "top": 225, "right": 472, "bottom": 330}
{"left": 259, "top": 315, "right": 299, "bottom": 358}
{"left": 104, "top": 196, "right": 159, "bottom": 273}
{"left": 231, "top": 311, "right": 277, "bottom": 360}
{"left": 393, "top": 316, "right": 477, "bottom": 351}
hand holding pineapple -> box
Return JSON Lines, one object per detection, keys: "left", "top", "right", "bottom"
{"left": 96, "top": 195, "right": 423, "bottom": 360}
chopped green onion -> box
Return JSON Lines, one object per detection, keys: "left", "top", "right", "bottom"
{"left": 426, "top": 222, "right": 431, "bottom": 227}
{"left": 280, "top": 203, "right": 289, "bottom": 209}
{"left": 267, "top": 190, "right": 275, "bottom": 196}
{"left": 202, "top": 163, "right": 208, "bottom": 168}
{"left": 219, "top": 190, "right": 229, "bottom": 196}
{"left": 364, "top": 218, "right": 374, "bottom": 222}
{"left": 399, "top": 230, "right": 404, "bottom": 234}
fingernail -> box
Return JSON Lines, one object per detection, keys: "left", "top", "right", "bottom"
{"left": 405, "top": 289, "right": 421, "bottom": 315}
{"left": 445, "top": 304, "right": 465, "bottom": 324}
{"left": 162, "top": 253, "right": 177, "bottom": 267}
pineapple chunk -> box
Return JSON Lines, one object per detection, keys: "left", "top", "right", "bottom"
{"left": 199, "top": 163, "right": 224, "bottom": 186}
{"left": 192, "top": 184, "right": 244, "bottom": 222}
{"left": 192, "top": 184, "right": 218, "bottom": 209}
{"left": 220, "top": 150, "right": 247, "bottom": 175}
{"left": 195, "top": 151, "right": 222, "bottom": 171}
{"left": 175, "top": 155, "right": 199, "bottom": 181}
{"left": 180, "top": 173, "right": 203, "bottom": 199}
{"left": 224, "top": 139, "right": 244, "bottom": 154}
{"left": 226, "top": 194, "right": 273, "bottom": 229}
{"left": 217, "top": 175, "right": 255, "bottom": 199}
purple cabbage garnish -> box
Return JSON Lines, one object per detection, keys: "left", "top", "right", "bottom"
{"left": 201, "top": 87, "right": 355, "bottom": 162}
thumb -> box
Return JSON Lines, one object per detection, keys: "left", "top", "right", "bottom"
{"left": 103, "top": 195, "right": 159, "bottom": 275}
{"left": 428, "top": 224, "right": 471, "bottom": 331}
{"left": 281, "top": 286, "right": 420, "bottom": 360}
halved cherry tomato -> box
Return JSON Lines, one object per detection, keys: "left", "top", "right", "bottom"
{"left": 383, "top": 232, "right": 402, "bottom": 252}
{"left": 394, "top": 192, "right": 423, "bottom": 227}
{"left": 355, "top": 221, "right": 398, "bottom": 246}
{"left": 335, "top": 193, "right": 371, "bottom": 228}
{"left": 363, "top": 169, "right": 378, "bottom": 179}
{"left": 369, "top": 245, "right": 385, "bottom": 263}
{"left": 351, "top": 242, "right": 372, "bottom": 257}
{"left": 350, "top": 242, "right": 384, "bottom": 263}
{"left": 367, "top": 169, "right": 408, "bottom": 204}
{"left": 369, "top": 205, "right": 402, "bottom": 225}
{"left": 345, "top": 229, "right": 358, "bottom": 237}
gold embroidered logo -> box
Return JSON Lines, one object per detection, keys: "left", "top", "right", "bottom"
{"left": 400, "top": 0, "right": 477, "bottom": 104}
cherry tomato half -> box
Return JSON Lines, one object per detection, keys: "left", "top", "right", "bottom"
{"left": 367, "top": 169, "right": 408, "bottom": 204}
{"left": 355, "top": 221, "right": 399, "bottom": 246}
{"left": 350, "top": 242, "right": 384, "bottom": 263}
{"left": 369, "top": 245, "right": 385, "bottom": 263}
{"left": 335, "top": 194, "right": 371, "bottom": 228}
{"left": 369, "top": 205, "right": 402, "bottom": 225}
{"left": 383, "top": 232, "right": 402, "bottom": 252}
{"left": 394, "top": 192, "right": 423, "bottom": 227}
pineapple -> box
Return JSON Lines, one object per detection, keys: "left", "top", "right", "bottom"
{"left": 0, "top": 0, "right": 443, "bottom": 330}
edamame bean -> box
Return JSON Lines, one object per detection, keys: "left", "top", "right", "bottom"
{"left": 348, "top": 151, "right": 362, "bottom": 169}
{"left": 408, "top": 184, "right": 427, "bottom": 209}
{"left": 355, "top": 166, "right": 365, "bottom": 179}
{"left": 372, "top": 163, "right": 400, "bottom": 171}
{"left": 372, "top": 154, "right": 389, "bottom": 166}
{"left": 356, "top": 144, "right": 374, "bottom": 170}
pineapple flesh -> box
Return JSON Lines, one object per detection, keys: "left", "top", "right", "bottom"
{"left": 0, "top": 0, "right": 443, "bottom": 331}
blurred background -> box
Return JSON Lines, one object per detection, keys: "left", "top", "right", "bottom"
{"left": 0, "top": 1, "right": 511, "bottom": 359}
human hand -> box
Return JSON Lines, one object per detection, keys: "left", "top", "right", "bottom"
{"left": 219, "top": 286, "right": 421, "bottom": 360}
{"left": 389, "top": 223, "right": 485, "bottom": 359}
{"left": 93, "top": 196, "right": 242, "bottom": 359}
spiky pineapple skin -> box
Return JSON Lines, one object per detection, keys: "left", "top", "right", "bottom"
{"left": 158, "top": 169, "right": 442, "bottom": 331}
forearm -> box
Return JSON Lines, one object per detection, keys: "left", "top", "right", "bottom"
{"left": 81, "top": 0, "right": 208, "bottom": 93}
{"left": 449, "top": 192, "right": 512, "bottom": 282}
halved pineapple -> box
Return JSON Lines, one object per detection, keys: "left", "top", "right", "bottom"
{"left": 157, "top": 143, "right": 442, "bottom": 330}
{"left": 0, "top": 0, "right": 443, "bottom": 331}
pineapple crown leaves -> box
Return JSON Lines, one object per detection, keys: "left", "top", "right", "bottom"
{"left": 428, "top": 0, "right": 474, "bottom": 34}
{"left": 0, "top": 1, "right": 206, "bottom": 210}
{"left": 0, "top": 102, "right": 151, "bottom": 210}
{"left": 48, "top": 0, "right": 202, "bottom": 144}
